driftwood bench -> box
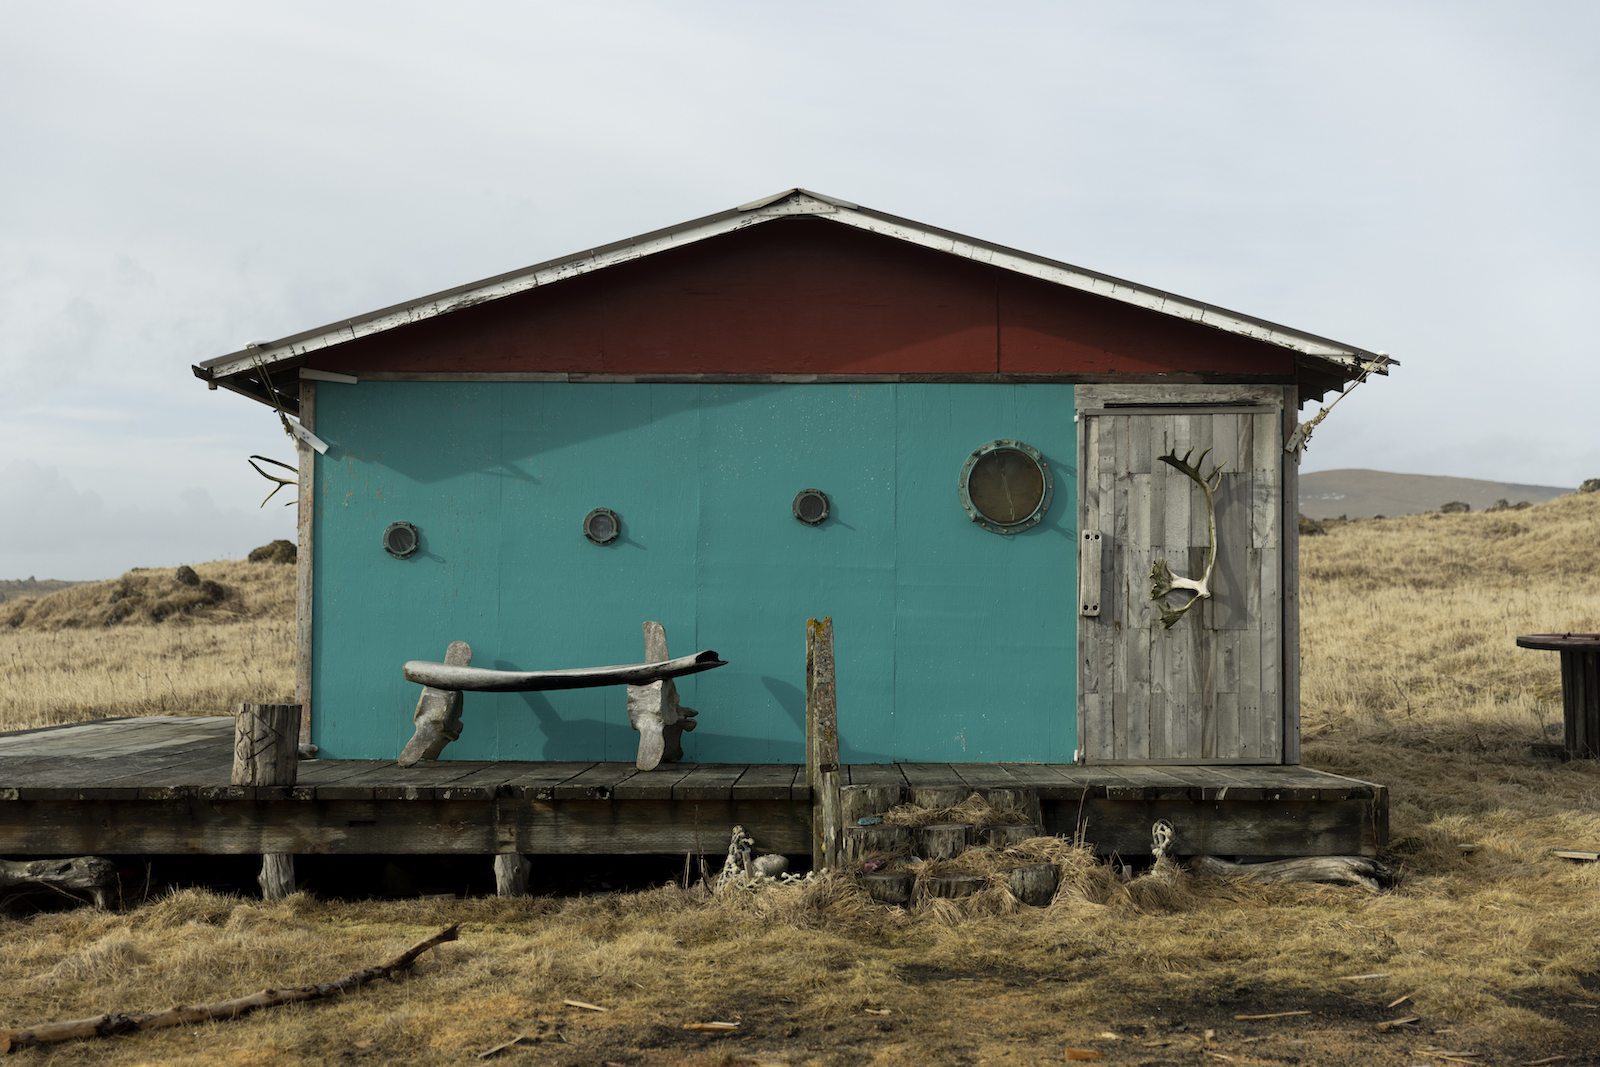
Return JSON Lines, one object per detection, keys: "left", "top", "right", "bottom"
{"left": 398, "top": 622, "right": 726, "bottom": 770}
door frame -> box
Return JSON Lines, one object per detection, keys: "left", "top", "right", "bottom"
{"left": 1074, "top": 384, "right": 1301, "bottom": 765}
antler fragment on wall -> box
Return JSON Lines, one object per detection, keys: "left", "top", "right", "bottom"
{"left": 1149, "top": 446, "right": 1224, "bottom": 628}
{"left": 248, "top": 455, "right": 298, "bottom": 507}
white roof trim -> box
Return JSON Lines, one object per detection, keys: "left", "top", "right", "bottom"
{"left": 201, "top": 189, "right": 1386, "bottom": 381}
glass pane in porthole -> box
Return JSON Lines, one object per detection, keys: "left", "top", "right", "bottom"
{"left": 967, "top": 449, "right": 1045, "bottom": 525}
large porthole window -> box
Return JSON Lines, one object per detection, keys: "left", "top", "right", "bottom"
{"left": 958, "top": 440, "right": 1053, "bottom": 534}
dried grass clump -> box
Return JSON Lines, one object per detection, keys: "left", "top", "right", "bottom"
{"left": 903, "top": 834, "right": 1197, "bottom": 922}
{"left": 880, "top": 790, "right": 1031, "bottom": 829}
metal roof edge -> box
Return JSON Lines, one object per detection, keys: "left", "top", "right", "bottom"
{"left": 201, "top": 189, "right": 1389, "bottom": 382}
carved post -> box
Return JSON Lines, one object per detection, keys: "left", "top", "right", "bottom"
{"left": 233, "top": 703, "right": 301, "bottom": 900}
{"left": 806, "top": 618, "right": 841, "bottom": 870}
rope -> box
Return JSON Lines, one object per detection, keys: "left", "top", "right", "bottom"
{"left": 1287, "top": 353, "right": 1392, "bottom": 456}
{"left": 1151, "top": 819, "right": 1175, "bottom": 860}
{"left": 714, "top": 825, "right": 815, "bottom": 892}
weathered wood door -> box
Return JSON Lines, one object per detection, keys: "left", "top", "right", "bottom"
{"left": 1076, "top": 385, "right": 1297, "bottom": 764}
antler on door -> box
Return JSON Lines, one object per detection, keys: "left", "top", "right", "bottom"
{"left": 1149, "top": 446, "right": 1224, "bottom": 629}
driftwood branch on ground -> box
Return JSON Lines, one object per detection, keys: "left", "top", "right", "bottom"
{"left": 1188, "top": 854, "right": 1395, "bottom": 892}
{"left": 0, "top": 924, "right": 459, "bottom": 1053}
{"left": 0, "top": 857, "right": 118, "bottom": 909}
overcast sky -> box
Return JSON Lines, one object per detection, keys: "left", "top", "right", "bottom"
{"left": 2, "top": 1, "right": 1595, "bottom": 579}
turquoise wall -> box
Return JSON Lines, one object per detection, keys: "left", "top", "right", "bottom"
{"left": 311, "top": 383, "right": 1076, "bottom": 763}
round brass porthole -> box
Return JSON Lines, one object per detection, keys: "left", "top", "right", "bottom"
{"left": 792, "top": 489, "right": 830, "bottom": 526}
{"left": 382, "top": 521, "right": 420, "bottom": 559}
{"left": 583, "top": 508, "right": 621, "bottom": 545}
{"left": 958, "top": 440, "right": 1053, "bottom": 534}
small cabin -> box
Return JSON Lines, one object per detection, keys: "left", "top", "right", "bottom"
{"left": 196, "top": 189, "right": 1390, "bottom": 770}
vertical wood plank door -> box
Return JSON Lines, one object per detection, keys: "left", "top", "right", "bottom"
{"left": 1076, "top": 385, "right": 1287, "bottom": 764}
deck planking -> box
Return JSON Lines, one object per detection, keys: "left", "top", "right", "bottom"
{"left": 0, "top": 718, "right": 1386, "bottom": 858}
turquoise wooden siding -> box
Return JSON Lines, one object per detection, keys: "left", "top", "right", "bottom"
{"left": 312, "top": 383, "right": 1076, "bottom": 763}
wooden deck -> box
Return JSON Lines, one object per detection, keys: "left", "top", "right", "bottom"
{"left": 0, "top": 717, "right": 1388, "bottom": 859}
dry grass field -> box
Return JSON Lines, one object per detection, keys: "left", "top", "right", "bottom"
{"left": 3, "top": 494, "right": 1600, "bottom": 1066}
{"left": 0, "top": 559, "right": 295, "bottom": 730}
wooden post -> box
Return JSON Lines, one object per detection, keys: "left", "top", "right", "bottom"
{"left": 806, "top": 617, "right": 841, "bottom": 871}
{"left": 493, "top": 854, "right": 531, "bottom": 897}
{"left": 295, "top": 380, "right": 316, "bottom": 747}
{"left": 233, "top": 703, "right": 301, "bottom": 900}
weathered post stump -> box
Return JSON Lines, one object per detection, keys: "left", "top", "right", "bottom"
{"left": 843, "top": 823, "right": 910, "bottom": 866}
{"left": 841, "top": 784, "right": 904, "bottom": 828}
{"left": 1004, "top": 862, "right": 1060, "bottom": 906}
{"left": 924, "top": 873, "right": 986, "bottom": 900}
{"left": 233, "top": 703, "right": 301, "bottom": 900}
{"left": 234, "top": 703, "right": 300, "bottom": 787}
{"left": 908, "top": 786, "right": 966, "bottom": 810}
{"left": 983, "top": 788, "right": 1044, "bottom": 826}
{"left": 985, "top": 823, "right": 1042, "bottom": 848}
{"left": 916, "top": 823, "right": 972, "bottom": 860}
{"left": 860, "top": 871, "right": 912, "bottom": 904}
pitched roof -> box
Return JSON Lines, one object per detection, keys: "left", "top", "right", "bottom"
{"left": 195, "top": 188, "right": 1391, "bottom": 409}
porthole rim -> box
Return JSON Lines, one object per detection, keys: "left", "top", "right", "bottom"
{"left": 582, "top": 507, "right": 622, "bottom": 546}
{"left": 957, "top": 439, "right": 1053, "bottom": 535}
{"left": 382, "top": 521, "right": 420, "bottom": 559}
{"left": 792, "top": 488, "right": 831, "bottom": 526}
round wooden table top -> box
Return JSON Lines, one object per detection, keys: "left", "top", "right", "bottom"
{"left": 1517, "top": 633, "right": 1600, "bottom": 652}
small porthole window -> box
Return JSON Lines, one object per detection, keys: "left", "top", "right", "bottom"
{"left": 382, "top": 521, "right": 420, "bottom": 559}
{"left": 958, "top": 440, "right": 1053, "bottom": 534}
{"left": 792, "top": 489, "right": 830, "bottom": 526}
{"left": 583, "top": 507, "right": 621, "bottom": 545}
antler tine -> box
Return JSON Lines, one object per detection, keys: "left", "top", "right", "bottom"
{"left": 1157, "top": 446, "right": 1224, "bottom": 492}
{"left": 248, "top": 455, "right": 299, "bottom": 508}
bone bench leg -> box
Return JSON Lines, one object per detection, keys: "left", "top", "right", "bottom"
{"left": 397, "top": 641, "right": 472, "bottom": 768}
{"left": 626, "top": 621, "right": 698, "bottom": 770}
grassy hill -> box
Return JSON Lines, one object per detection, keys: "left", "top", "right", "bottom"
{"left": 0, "top": 578, "right": 90, "bottom": 603}
{"left": 1299, "top": 467, "right": 1573, "bottom": 518}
